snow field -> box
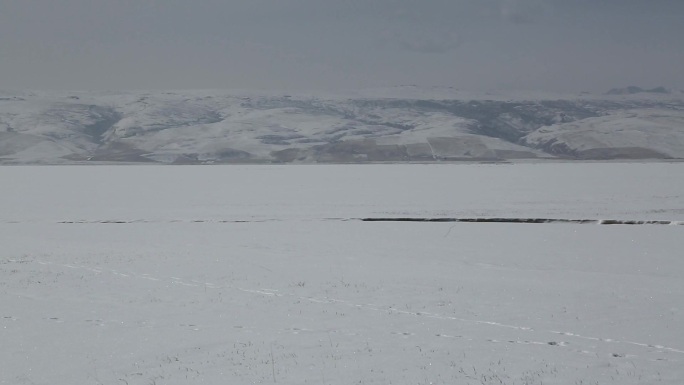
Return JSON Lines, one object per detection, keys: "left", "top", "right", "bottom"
{"left": 1, "top": 163, "right": 683, "bottom": 384}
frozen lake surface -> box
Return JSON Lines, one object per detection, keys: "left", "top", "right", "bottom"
{"left": 2, "top": 163, "right": 683, "bottom": 384}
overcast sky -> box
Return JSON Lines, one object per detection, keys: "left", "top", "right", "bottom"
{"left": 1, "top": 0, "right": 682, "bottom": 92}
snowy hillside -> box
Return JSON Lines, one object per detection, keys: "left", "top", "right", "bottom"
{"left": 524, "top": 109, "right": 684, "bottom": 159}
{"left": 1, "top": 88, "right": 683, "bottom": 164}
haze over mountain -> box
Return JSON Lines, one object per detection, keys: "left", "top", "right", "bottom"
{"left": 2, "top": 2, "right": 682, "bottom": 164}
{"left": 1, "top": 87, "right": 683, "bottom": 164}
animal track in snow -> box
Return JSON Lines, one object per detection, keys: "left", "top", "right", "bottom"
{"left": 8, "top": 257, "right": 684, "bottom": 362}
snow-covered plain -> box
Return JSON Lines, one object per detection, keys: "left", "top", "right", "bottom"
{"left": 2, "top": 163, "right": 684, "bottom": 384}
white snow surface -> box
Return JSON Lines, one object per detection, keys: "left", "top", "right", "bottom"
{"left": 524, "top": 109, "right": 684, "bottom": 158}
{"left": 2, "top": 163, "right": 684, "bottom": 385}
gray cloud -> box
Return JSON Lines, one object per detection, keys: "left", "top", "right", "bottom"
{"left": 380, "top": 29, "right": 462, "bottom": 54}
{"left": 500, "top": 0, "right": 546, "bottom": 24}
{"left": 0, "top": 1, "right": 682, "bottom": 93}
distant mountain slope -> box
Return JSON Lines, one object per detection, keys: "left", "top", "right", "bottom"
{"left": 1, "top": 88, "right": 683, "bottom": 164}
{"left": 605, "top": 86, "right": 670, "bottom": 95}
{"left": 523, "top": 109, "right": 684, "bottom": 159}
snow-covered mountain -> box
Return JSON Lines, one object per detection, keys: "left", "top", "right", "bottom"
{"left": 1, "top": 88, "right": 683, "bottom": 164}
